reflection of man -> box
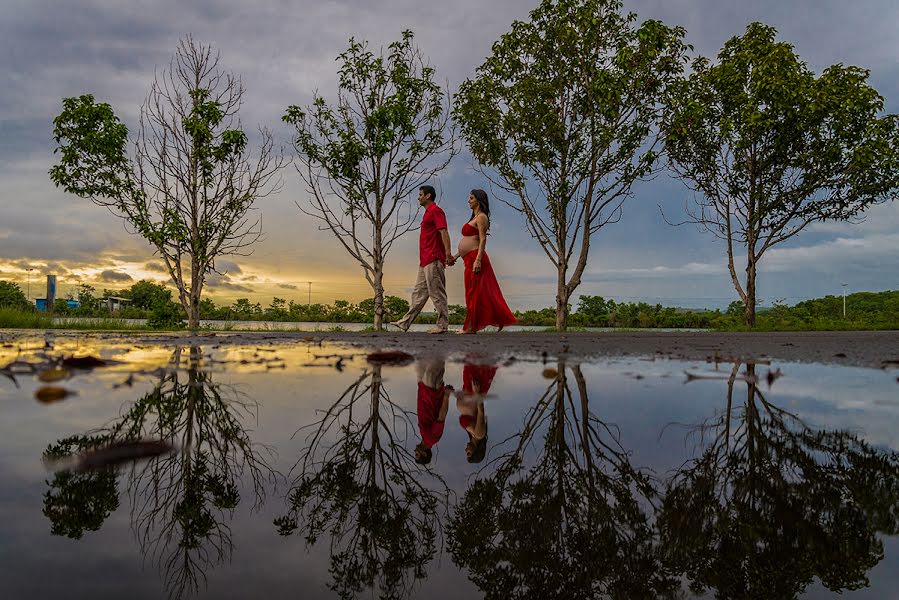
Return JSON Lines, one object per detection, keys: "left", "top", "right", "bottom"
{"left": 415, "top": 356, "right": 452, "bottom": 465}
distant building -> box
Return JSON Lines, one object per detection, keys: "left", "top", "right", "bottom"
{"left": 35, "top": 298, "right": 82, "bottom": 311}
{"left": 103, "top": 296, "right": 132, "bottom": 312}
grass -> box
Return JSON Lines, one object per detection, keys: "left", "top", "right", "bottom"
{"left": 0, "top": 308, "right": 154, "bottom": 331}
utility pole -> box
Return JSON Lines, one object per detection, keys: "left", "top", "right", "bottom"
{"left": 841, "top": 283, "right": 848, "bottom": 318}
{"left": 307, "top": 282, "right": 312, "bottom": 306}
{"left": 25, "top": 268, "right": 33, "bottom": 302}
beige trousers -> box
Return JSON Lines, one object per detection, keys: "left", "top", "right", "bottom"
{"left": 396, "top": 260, "right": 448, "bottom": 331}
{"left": 416, "top": 357, "right": 446, "bottom": 389}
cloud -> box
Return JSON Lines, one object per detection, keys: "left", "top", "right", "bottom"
{"left": 278, "top": 283, "right": 299, "bottom": 290}
{"left": 144, "top": 261, "right": 167, "bottom": 273}
{"left": 215, "top": 259, "right": 243, "bottom": 275}
{"left": 205, "top": 270, "right": 254, "bottom": 293}
{"left": 97, "top": 270, "right": 134, "bottom": 283}
{"left": 1, "top": 0, "right": 898, "bottom": 311}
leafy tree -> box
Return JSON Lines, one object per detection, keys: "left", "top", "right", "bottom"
{"left": 662, "top": 23, "right": 899, "bottom": 326}
{"left": 358, "top": 295, "right": 409, "bottom": 321}
{"left": 659, "top": 362, "right": 899, "bottom": 597}
{"left": 454, "top": 0, "right": 689, "bottom": 330}
{"left": 49, "top": 36, "right": 285, "bottom": 329}
{"left": 574, "top": 295, "right": 611, "bottom": 326}
{"left": 283, "top": 30, "right": 456, "bottom": 331}
{"left": 76, "top": 284, "right": 102, "bottom": 315}
{"left": 0, "top": 280, "right": 30, "bottom": 310}
{"left": 127, "top": 279, "right": 173, "bottom": 310}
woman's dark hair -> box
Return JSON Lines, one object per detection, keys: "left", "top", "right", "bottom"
{"left": 469, "top": 188, "right": 491, "bottom": 232}
{"left": 467, "top": 435, "right": 488, "bottom": 464}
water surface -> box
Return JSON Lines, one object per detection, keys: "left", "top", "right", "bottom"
{"left": 1, "top": 337, "right": 896, "bottom": 599}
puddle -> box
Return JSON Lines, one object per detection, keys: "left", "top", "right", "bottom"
{"left": 0, "top": 337, "right": 897, "bottom": 599}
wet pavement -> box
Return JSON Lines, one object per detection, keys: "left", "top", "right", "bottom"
{"left": 0, "top": 335, "right": 897, "bottom": 599}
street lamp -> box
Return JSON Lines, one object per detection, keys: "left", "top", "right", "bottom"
{"left": 841, "top": 283, "right": 848, "bottom": 318}
{"left": 25, "top": 268, "right": 34, "bottom": 302}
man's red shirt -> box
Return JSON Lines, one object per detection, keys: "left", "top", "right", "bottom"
{"left": 418, "top": 382, "right": 446, "bottom": 449}
{"left": 420, "top": 203, "right": 448, "bottom": 267}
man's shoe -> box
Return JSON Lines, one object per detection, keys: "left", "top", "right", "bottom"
{"left": 387, "top": 321, "right": 407, "bottom": 332}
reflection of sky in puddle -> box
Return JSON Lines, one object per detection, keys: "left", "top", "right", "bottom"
{"left": 1, "top": 337, "right": 897, "bottom": 599}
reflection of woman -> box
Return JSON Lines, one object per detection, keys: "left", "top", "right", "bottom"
{"left": 456, "top": 363, "right": 498, "bottom": 463}
{"left": 452, "top": 189, "right": 517, "bottom": 334}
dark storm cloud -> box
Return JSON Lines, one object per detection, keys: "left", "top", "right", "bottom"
{"left": 97, "top": 270, "right": 134, "bottom": 283}
{"left": 143, "top": 261, "right": 167, "bottom": 273}
{"left": 278, "top": 283, "right": 299, "bottom": 290}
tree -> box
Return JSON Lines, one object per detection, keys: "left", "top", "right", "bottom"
{"left": 449, "top": 360, "right": 676, "bottom": 598}
{"left": 275, "top": 363, "right": 449, "bottom": 598}
{"left": 662, "top": 23, "right": 899, "bottom": 326}
{"left": 659, "top": 361, "right": 899, "bottom": 597}
{"left": 50, "top": 36, "right": 285, "bottom": 330}
{"left": 454, "top": 0, "right": 688, "bottom": 330}
{"left": 43, "top": 346, "right": 273, "bottom": 597}
{"left": 127, "top": 279, "right": 173, "bottom": 310}
{"left": 283, "top": 30, "right": 456, "bottom": 331}
{"left": 0, "top": 281, "right": 30, "bottom": 310}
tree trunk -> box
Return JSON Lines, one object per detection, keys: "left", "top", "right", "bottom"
{"left": 188, "top": 266, "right": 202, "bottom": 331}
{"left": 744, "top": 255, "right": 757, "bottom": 328}
{"left": 372, "top": 226, "right": 384, "bottom": 332}
{"left": 372, "top": 267, "right": 385, "bottom": 332}
{"left": 555, "top": 266, "right": 570, "bottom": 332}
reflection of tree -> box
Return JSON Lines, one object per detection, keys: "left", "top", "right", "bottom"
{"left": 43, "top": 346, "right": 273, "bottom": 599}
{"left": 660, "top": 362, "right": 899, "bottom": 599}
{"left": 449, "top": 360, "right": 676, "bottom": 599}
{"left": 275, "top": 363, "right": 449, "bottom": 600}
{"left": 43, "top": 434, "right": 119, "bottom": 539}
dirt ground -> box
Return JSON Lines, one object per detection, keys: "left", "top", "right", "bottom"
{"left": 5, "top": 329, "right": 896, "bottom": 370}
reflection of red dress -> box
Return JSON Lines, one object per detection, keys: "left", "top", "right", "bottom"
{"left": 459, "top": 363, "right": 498, "bottom": 429}
{"left": 461, "top": 223, "right": 518, "bottom": 333}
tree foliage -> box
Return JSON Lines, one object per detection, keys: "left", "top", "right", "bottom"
{"left": 662, "top": 22, "right": 899, "bottom": 326}
{"left": 454, "top": 0, "right": 689, "bottom": 330}
{"left": 0, "top": 281, "right": 30, "bottom": 310}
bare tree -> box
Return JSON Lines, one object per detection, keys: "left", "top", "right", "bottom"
{"left": 51, "top": 36, "right": 285, "bottom": 329}
{"left": 283, "top": 30, "right": 457, "bottom": 331}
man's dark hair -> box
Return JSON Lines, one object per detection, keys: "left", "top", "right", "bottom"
{"left": 415, "top": 442, "right": 433, "bottom": 465}
{"left": 419, "top": 185, "right": 437, "bottom": 202}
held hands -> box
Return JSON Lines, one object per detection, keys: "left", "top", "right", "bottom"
{"left": 447, "top": 255, "right": 456, "bottom": 267}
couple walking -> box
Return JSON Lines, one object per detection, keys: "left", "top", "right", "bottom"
{"left": 390, "top": 185, "right": 517, "bottom": 334}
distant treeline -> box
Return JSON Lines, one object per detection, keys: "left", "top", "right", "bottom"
{"left": 2, "top": 279, "right": 898, "bottom": 331}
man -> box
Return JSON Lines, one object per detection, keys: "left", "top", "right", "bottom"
{"left": 414, "top": 356, "right": 452, "bottom": 465}
{"left": 390, "top": 185, "right": 454, "bottom": 334}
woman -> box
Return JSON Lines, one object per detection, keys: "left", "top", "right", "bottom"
{"left": 452, "top": 189, "right": 518, "bottom": 334}
{"left": 456, "top": 362, "right": 498, "bottom": 463}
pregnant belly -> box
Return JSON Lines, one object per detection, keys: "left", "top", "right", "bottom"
{"left": 457, "top": 235, "right": 479, "bottom": 256}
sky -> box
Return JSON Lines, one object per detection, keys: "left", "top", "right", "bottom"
{"left": 1, "top": 0, "right": 898, "bottom": 310}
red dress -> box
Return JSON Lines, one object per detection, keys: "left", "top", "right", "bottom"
{"left": 460, "top": 223, "right": 518, "bottom": 333}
